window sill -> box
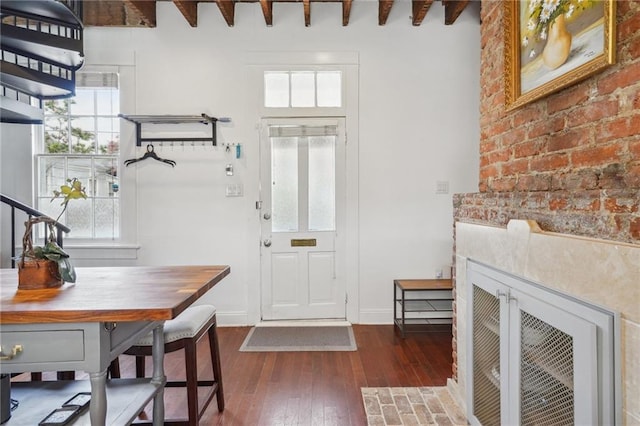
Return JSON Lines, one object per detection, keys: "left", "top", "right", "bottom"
{"left": 63, "top": 244, "right": 139, "bottom": 260}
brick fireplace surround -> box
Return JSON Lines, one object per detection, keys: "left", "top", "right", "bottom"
{"left": 450, "top": 0, "right": 639, "bottom": 424}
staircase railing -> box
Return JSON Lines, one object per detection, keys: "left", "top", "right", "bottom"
{"left": 1, "top": 194, "right": 70, "bottom": 268}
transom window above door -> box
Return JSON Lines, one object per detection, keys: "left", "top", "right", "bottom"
{"left": 264, "top": 71, "right": 342, "bottom": 108}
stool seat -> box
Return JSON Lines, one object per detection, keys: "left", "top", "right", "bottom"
{"left": 111, "top": 304, "right": 224, "bottom": 426}
{"left": 134, "top": 305, "right": 216, "bottom": 346}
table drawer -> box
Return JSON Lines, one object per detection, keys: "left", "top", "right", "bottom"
{"left": 0, "top": 330, "right": 85, "bottom": 365}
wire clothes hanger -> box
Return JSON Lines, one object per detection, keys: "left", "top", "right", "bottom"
{"left": 124, "top": 144, "right": 176, "bottom": 167}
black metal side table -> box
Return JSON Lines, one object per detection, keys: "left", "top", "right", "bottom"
{"left": 393, "top": 278, "right": 453, "bottom": 337}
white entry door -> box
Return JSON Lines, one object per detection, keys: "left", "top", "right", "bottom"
{"left": 260, "top": 118, "right": 346, "bottom": 320}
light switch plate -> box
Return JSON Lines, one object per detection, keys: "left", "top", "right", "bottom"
{"left": 226, "top": 183, "right": 243, "bottom": 197}
{"left": 436, "top": 180, "right": 449, "bottom": 194}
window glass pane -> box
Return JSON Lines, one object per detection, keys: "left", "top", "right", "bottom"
{"left": 39, "top": 157, "right": 66, "bottom": 196}
{"left": 97, "top": 117, "right": 118, "bottom": 132}
{"left": 70, "top": 117, "right": 95, "bottom": 153}
{"left": 67, "top": 158, "right": 93, "bottom": 196}
{"left": 44, "top": 115, "right": 69, "bottom": 154}
{"left": 95, "top": 198, "right": 118, "bottom": 238}
{"left": 94, "top": 158, "right": 119, "bottom": 198}
{"left": 96, "top": 89, "right": 119, "bottom": 115}
{"left": 265, "top": 72, "right": 290, "bottom": 107}
{"left": 65, "top": 198, "right": 92, "bottom": 238}
{"left": 308, "top": 136, "right": 336, "bottom": 231}
{"left": 36, "top": 196, "right": 62, "bottom": 223}
{"left": 97, "top": 133, "right": 119, "bottom": 154}
{"left": 70, "top": 91, "right": 94, "bottom": 115}
{"left": 317, "top": 71, "right": 342, "bottom": 107}
{"left": 291, "top": 72, "right": 315, "bottom": 107}
{"left": 271, "top": 137, "right": 298, "bottom": 232}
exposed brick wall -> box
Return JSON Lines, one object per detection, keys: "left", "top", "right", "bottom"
{"left": 451, "top": 0, "right": 640, "bottom": 380}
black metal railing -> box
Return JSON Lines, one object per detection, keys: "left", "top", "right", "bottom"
{"left": 1, "top": 194, "right": 70, "bottom": 268}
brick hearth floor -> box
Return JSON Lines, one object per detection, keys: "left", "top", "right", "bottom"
{"left": 361, "top": 387, "right": 467, "bottom": 425}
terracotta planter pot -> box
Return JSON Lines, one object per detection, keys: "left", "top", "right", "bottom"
{"left": 18, "top": 259, "right": 63, "bottom": 290}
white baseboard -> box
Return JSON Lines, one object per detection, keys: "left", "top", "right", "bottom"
{"left": 357, "top": 309, "right": 393, "bottom": 324}
{"left": 216, "top": 311, "right": 251, "bottom": 326}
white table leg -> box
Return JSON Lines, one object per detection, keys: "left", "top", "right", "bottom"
{"left": 151, "top": 323, "right": 166, "bottom": 425}
{"left": 89, "top": 369, "right": 108, "bottom": 426}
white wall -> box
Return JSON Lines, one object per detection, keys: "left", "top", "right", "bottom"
{"left": 0, "top": 124, "right": 34, "bottom": 267}
{"left": 1, "top": 1, "right": 480, "bottom": 324}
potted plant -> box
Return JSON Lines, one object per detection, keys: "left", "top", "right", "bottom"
{"left": 17, "top": 178, "right": 87, "bottom": 290}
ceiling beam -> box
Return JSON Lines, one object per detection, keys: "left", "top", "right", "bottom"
{"left": 259, "top": 0, "right": 273, "bottom": 26}
{"left": 215, "top": 0, "right": 235, "bottom": 26}
{"left": 443, "top": 0, "right": 470, "bottom": 25}
{"left": 342, "top": 0, "right": 352, "bottom": 26}
{"left": 173, "top": 0, "right": 199, "bottom": 27}
{"left": 122, "top": 0, "right": 156, "bottom": 27}
{"left": 303, "top": 0, "right": 311, "bottom": 27}
{"left": 378, "top": 0, "right": 393, "bottom": 26}
{"left": 411, "top": 0, "right": 433, "bottom": 26}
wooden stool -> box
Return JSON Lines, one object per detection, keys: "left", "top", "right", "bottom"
{"left": 113, "top": 304, "right": 224, "bottom": 425}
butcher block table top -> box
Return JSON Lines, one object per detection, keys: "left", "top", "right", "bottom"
{"left": 0, "top": 265, "right": 230, "bottom": 324}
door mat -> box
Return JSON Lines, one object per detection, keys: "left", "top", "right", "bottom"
{"left": 361, "top": 387, "right": 467, "bottom": 425}
{"left": 239, "top": 325, "right": 357, "bottom": 352}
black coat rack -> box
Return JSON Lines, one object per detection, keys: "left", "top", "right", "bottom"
{"left": 119, "top": 113, "right": 230, "bottom": 147}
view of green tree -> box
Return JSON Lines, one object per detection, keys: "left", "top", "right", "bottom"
{"left": 44, "top": 99, "right": 95, "bottom": 154}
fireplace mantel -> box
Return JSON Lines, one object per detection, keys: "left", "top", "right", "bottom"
{"left": 453, "top": 220, "right": 639, "bottom": 425}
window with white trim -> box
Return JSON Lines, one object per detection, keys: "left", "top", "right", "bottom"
{"left": 264, "top": 70, "right": 342, "bottom": 108}
{"left": 36, "top": 72, "right": 120, "bottom": 239}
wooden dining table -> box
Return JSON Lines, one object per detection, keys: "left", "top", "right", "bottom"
{"left": 0, "top": 265, "right": 230, "bottom": 425}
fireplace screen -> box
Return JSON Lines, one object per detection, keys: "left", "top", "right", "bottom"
{"left": 472, "top": 286, "right": 501, "bottom": 425}
{"left": 467, "top": 260, "right": 618, "bottom": 426}
{"left": 520, "top": 311, "right": 574, "bottom": 425}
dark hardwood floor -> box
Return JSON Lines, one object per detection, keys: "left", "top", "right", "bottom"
{"left": 18, "top": 325, "right": 452, "bottom": 425}
{"left": 131, "top": 324, "right": 454, "bottom": 425}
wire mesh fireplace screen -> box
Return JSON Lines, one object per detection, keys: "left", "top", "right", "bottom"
{"left": 472, "top": 286, "right": 501, "bottom": 425}
{"left": 520, "top": 311, "right": 574, "bottom": 425}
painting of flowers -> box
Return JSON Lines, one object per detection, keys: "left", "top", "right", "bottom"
{"left": 504, "top": 0, "right": 615, "bottom": 110}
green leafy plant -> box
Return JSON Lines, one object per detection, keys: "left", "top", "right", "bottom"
{"left": 20, "top": 178, "right": 87, "bottom": 283}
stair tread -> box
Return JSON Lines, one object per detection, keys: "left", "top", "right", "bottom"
{"left": 1, "top": 61, "right": 74, "bottom": 99}
{"left": 1, "top": 24, "right": 84, "bottom": 69}
{"left": 0, "top": 0, "right": 82, "bottom": 29}
{"left": 0, "top": 95, "right": 44, "bottom": 124}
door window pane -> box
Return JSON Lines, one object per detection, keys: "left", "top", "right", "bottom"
{"left": 317, "top": 71, "right": 342, "bottom": 107}
{"left": 272, "top": 137, "right": 299, "bottom": 232}
{"left": 265, "top": 72, "right": 290, "bottom": 107}
{"left": 308, "top": 136, "right": 336, "bottom": 231}
{"left": 291, "top": 72, "right": 315, "bottom": 107}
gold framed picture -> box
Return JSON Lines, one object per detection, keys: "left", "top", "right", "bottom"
{"left": 504, "top": 0, "right": 616, "bottom": 110}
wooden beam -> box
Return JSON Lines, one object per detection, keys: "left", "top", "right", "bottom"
{"left": 303, "top": 0, "right": 311, "bottom": 27}
{"left": 342, "top": 0, "right": 352, "bottom": 26}
{"left": 411, "top": 0, "right": 433, "bottom": 26}
{"left": 83, "top": 1, "right": 128, "bottom": 26}
{"left": 378, "top": 0, "right": 393, "bottom": 26}
{"left": 215, "top": 0, "right": 235, "bottom": 26}
{"left": 259, "top": 0, "right": 273, "bottom": 26}
{"left": 443, "top": 0, "right": 470, "bottom": 25}
{"left": 122, "top": 0, "right": 156, "bottom": 27}
{"left": 173, "top": 0, "right": 199, "bottom": 27}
